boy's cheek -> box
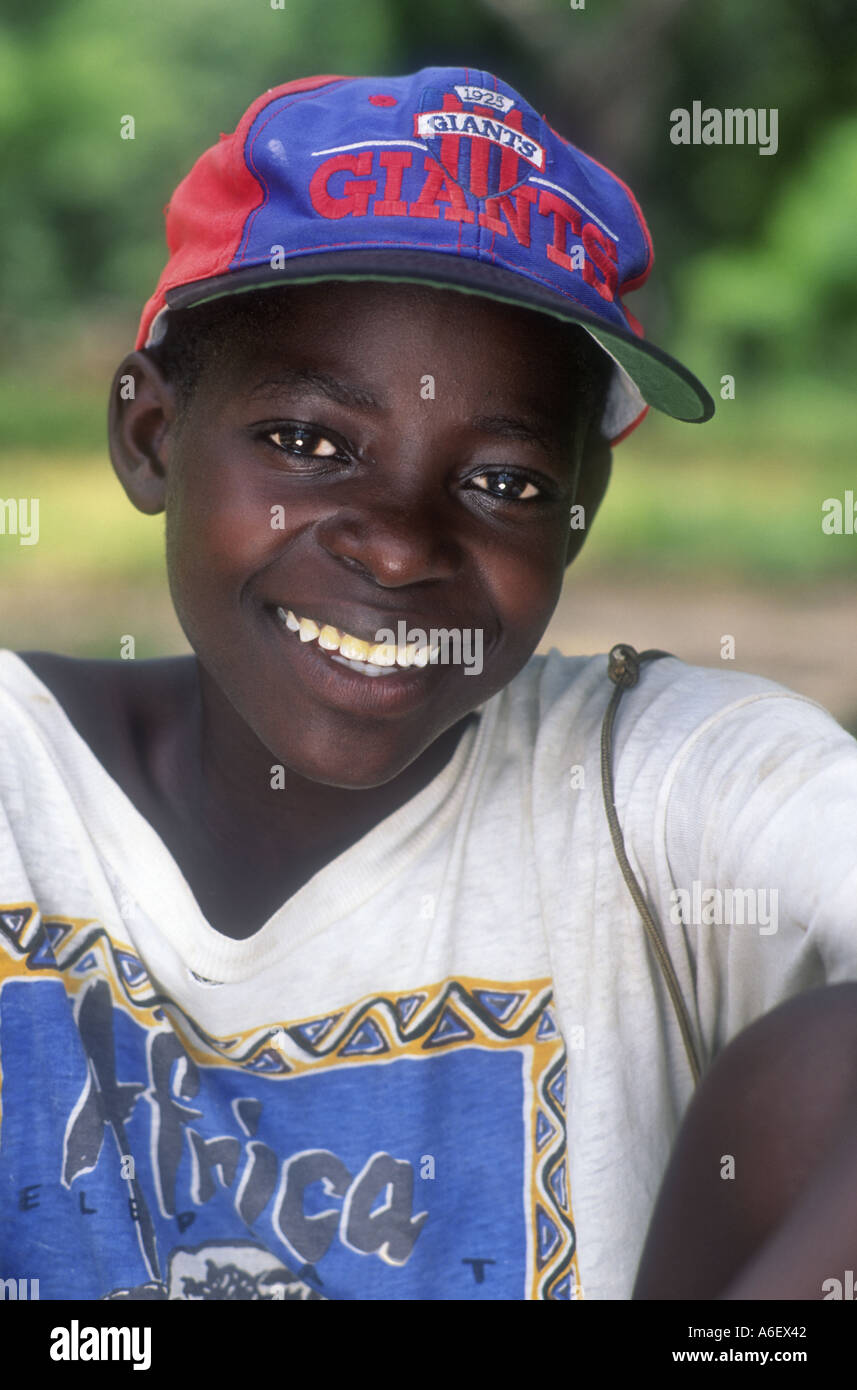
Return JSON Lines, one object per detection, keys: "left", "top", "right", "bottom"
{"left": 493, "top": 547, "right": 566, "bottom": 633}
{"left": 170, "top": 469, "right": 304, "bottom": 585}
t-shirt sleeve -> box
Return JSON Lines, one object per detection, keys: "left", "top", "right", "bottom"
{"left": 662, "top": 688, "right": 857, "bottom": 1040}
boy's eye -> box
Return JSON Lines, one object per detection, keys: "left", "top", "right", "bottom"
{"left": 266, "top": 426, "right": 343, "bottom": 458}
{"left": 469, "top": 470, "right": 543, "bottom": 502}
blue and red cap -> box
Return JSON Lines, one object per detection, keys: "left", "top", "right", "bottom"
{"left": 137, "top": 67, "right": 714, "bottom": 444}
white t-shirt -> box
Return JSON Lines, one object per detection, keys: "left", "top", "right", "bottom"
{"left": 1, "top": 646, "right": 855, "bottom": 1301}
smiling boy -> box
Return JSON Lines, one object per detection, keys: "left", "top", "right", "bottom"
{"left": 1, "top": 68, "right": 856, "bottom": 1302}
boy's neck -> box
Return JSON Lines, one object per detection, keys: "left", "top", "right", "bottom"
{"left": 151, "top": 658, "right": 477, "bottom": 933}
{"left": 21, "top": 652, "right": 477, "bottom": 939}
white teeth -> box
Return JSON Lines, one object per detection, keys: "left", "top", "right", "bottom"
{"left": 274, "top": 604, "right": 432, "bottom": 678}
{"left": 367, "top": 642, "right": 397, "bottom": 667}
{"left": 331, "top": 653, "right": 395, "bottom": 677}
{"left": 339, "top": 634, "right": 371, "bottom": 661}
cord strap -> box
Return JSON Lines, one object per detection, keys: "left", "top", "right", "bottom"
{"left": 600, "top": 643, "right": 702, "bottom": 1087}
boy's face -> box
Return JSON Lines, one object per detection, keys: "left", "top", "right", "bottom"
{"left": 115, "top": 282, "right": 606, "bottom": 789}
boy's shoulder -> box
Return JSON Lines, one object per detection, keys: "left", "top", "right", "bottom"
{"left": 523, "top": 646, "right": 849, "bottom": 772}
{"left": 530, "top": 644, "right": 819, "bottom": 720}
{"left": 5, "top": 650, "right": 195, "bottom": 783}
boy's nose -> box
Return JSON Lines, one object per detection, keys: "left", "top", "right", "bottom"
{"left": 314, "top": 498, "right": 463, "bottom": 589}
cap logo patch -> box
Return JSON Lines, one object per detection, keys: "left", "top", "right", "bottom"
{"left": 452, "top": 84, "right": 515, "bottom": 114}
{"left": 415, "top": 88, "right": 545, "bottom": 196}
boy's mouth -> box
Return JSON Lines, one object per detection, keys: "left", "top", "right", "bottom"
{"left": 273, "top": 606, "right": 439, "bottom": 678}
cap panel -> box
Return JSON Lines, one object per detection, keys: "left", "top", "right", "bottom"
{"left": 228, "top": 73, "right": 482, "bottom": 271}
{"left": 135, "top": 75, "right": 346, "bottom": 349}
{"left": 552, "top": 130, "right": 655, "bottom": 298}
{"left": 221, "top": 68, "right": 649, "bottom": 341}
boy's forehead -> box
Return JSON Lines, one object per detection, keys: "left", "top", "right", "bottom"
{"left": 226, "top": 276, "right": 577, "bottom": 339}
{"left": 204, "top": 280, "right": 595, "bottom": 420}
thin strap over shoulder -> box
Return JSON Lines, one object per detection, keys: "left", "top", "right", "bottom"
{"left": 600, "top": 643, "right": 702, "bottom": 1087}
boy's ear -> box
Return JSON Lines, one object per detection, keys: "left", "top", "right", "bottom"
{"left": 108, "top": 351, "right": 181, "bottom": 515}
{"left": 565, "top": 420, "right": 612, "bottom": 566}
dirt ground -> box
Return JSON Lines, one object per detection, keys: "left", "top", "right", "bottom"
{"left": 2, "top": 573, "right": 856, "bottom": 736}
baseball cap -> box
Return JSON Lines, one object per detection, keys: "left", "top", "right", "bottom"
{"left": 137, "top": 67, "right": 715, "bottom": 444}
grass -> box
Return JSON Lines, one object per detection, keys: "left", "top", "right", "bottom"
{"left": 0, "top": 451, "right": 165, "bottom": 582}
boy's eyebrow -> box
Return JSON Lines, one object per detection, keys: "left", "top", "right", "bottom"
{"left": 245, "top": 372, "right": 565, "bottom": 450}
{"left": 469, "top": 413, "right": 559, "bottom": 452}
{"left": 245, "top": 368, "right": 381, "bottom": 411}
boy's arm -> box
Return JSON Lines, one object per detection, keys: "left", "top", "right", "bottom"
{"left": 633, "top": 983, "right": 857, "bottom": 1300}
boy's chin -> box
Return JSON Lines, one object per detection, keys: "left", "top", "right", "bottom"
{"left": 264, "top": 719, "right": 469, "bottom": 791}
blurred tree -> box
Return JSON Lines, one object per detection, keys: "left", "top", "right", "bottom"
{"left": 672, "top": 115, "right": 857, "bottom": 389}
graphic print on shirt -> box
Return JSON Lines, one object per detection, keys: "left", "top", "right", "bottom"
{"left": 0, "top": 903, "right": 580, "bottom": 1300}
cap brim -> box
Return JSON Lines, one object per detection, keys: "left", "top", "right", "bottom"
{"left": 162, "top": 249, "right": 714, "bottom": 426}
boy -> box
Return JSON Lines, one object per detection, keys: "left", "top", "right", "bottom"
{"left": 1, "top": 67, "right": 855, "bottom": 1302}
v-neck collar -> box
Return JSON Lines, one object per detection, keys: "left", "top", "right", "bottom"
{"left": 1, "top": 651, "right": 495, "bottom": 982}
